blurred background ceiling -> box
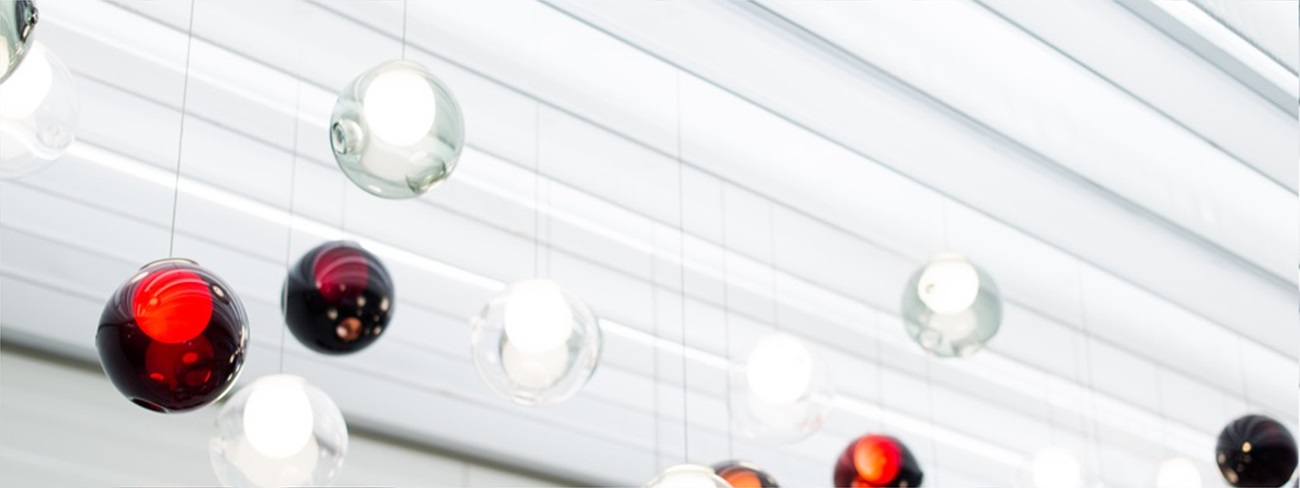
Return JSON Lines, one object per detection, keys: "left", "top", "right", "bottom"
{"left": 0, "top": 0, "right": 1295, "bottom": 486}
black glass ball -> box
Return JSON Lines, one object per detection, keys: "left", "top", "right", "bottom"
{"left": 1217, "top": 414, "right": 1297, "bottom": 487}
{"left": 97, "top": 258, "right": 248, "bottom": 413}
{"left": 282, "top": 241, "right": 393, "bottom": 354}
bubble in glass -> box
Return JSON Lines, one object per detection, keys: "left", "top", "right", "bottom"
{"left": 283, "top": 241, "right": 394, "bottom": 355}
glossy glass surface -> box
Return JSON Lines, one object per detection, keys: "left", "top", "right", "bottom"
{"left": 283, "top": 241, "right": 393, "bottom": 355}
{"left": 731, "top": 332, "right": 833, "bottom": 443}
{"left": 97, "top": 258, "right": 248, "bottom": 413}
{"left": 0, "top": 41, "right": 77, "bottom": 179}
{"left": 900, "top": 253, "right": 1002, "bottom": 357}
{"left": 833, "top": 435, "right": 923, "bottom": 488}
{"left": 713, "top": 460, "right": 779, "bottom": 488}
{"left": 210, "top": 374, "right": 348, "bottom": 488}
{"left": 644, "top": 464, "right": 733, "bottom": 488}
{"left": 330, "top": 60, "right": 464, "bottom": 199}
{"left": 1216, "top": 414, "right": 1297, "bottom": 487}
{"left": 470, "top": 279, "right": 601, "bottom": 406}
{"left": 0, "top": 0, "right": 36, "bottom": 82}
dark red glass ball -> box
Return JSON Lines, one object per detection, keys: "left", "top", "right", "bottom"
{"left": 97, "top": 258, "right": 248, "bottom": 413}
{"left": 714, "top": 460, "right": 779, "bottom": 488}
{"left": 282, "top": 241, "right": 393, "bottom": 354}
{"left": 1217, "top": 414, "right": 1298, "bottom": 487}
{"left": 834, "top": 434, "right": 924, "bottom": 488}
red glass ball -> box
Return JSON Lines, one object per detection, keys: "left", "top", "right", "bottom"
{"left": 834, "top": 435, "right": 924, "bottom": 488}
{"left": 282, "top": 241, "right": 393, "bottom": 354}
{"left": 97, "top": 258, "right": 248, "bottom": 413}
{"left": 714, "top": 460, "right": 780, "bottom": 488}
{"left": 1217, "top": 414, "right": 1298, "bottom": 487}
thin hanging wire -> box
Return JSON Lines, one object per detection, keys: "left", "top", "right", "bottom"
{"left": 400, "top": 0, "right": 409, "bottom": 60}
{"left": 651, "top": 226, "right": 662, "bottom": 472}
{"left": 674, "top": 69, "right": 690, "bottom": 464}
{"left": 534, "top": 101, "right": 543, "bottom": 278}
{"left": 768, "top": 201, "right": 779, "bottom": 331}
{"left": 166, "top": 0, "right": 199, "bottom": 258}
{"left": 940, "top": 199, "right": 951, "bottom": 251}
{"left": 720, "top": 182, "right": 734, "bottom": 460}
{"left": 1076, "top": 263, "right": 1103, "bottom": 481}
{"left": 873, "top": 313, "right": 885, "bottom": 432}
{"left": 1233, "top": 329, "right": 1253, "bottom": 412}
{"left": 278, "top": 43, "right": 305, "bottom": 376}
{"left": 1154, "top": 363, "right": 1171, "bottom": 460}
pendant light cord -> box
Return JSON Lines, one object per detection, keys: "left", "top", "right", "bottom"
{"left": 278, "top": 46, "right": 305, "bottom": 376}
{"left": 400, "top": 0, "right": 409, "bottom": 60}
{"left": 534, "top": 101, "right": 543, "bottom": 278}
{"left": 675, "top": 69, "right": 690, "bottom": 464}
{"left": 768, "top": 201, "right": 779, "bottom": 331}
{"left": 1077, "top": 263, "right": 1102, "bottom": 481}
{"left": 167, "top": 0, "right": 198, "bottom": 258}
{"left": 720, "top": 182, "right": 733, "bottom": 460}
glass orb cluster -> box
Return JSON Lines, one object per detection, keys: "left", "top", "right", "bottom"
{"left": 96, "top": 258, "right": 249, "bottom": 413}
{"left": 732, "top": 332, "right": 834, "bottom": 443}
{"left": 643, "top": 464, "right": 733, "bottom": 488}
{"left": 283, "top": 241, "right": 395, "bottom": 355}
{"left": 470, "top": 279, "right": 602, "bottom": 406}
{"left": 901, "top": 252, "right": 1002, "bottom": 357}
{"left": 330, "top": 59, "right": 464, "bottom": 199}
{"left": 210, "top": 374, "right": 348, "bottom": 488}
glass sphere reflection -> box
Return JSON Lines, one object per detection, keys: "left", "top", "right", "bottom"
{"left": 470, "top": 279, "right": 601, "bottom": 405}
{"left": 713, "top": 460, "right": 779, "bottom": 488}
{"left": 645, "top": 464, "right": 733, "bottom": 488}
{"left": 282, "top": 241, "right": 394, "bottom": 355}
{"left": 97, "top": 258, "right": 248, "bottom": 413}
{"left": 1216, "top": 414, "right": 1298, "bottom": 487}
{"left": 210, "top": 374, "right": 348, "bottom": 488}
{"left": 330, "top": 60, "right": 464, "bottom": 199}
{"left": 833, "top": 434, "right": 923, "bottom": 488}
{"left": 901, "top": 253, "right": 1001, "bottom": 357}
{"left": 0, "top": 0, "right": 38, "bottom": 82}
{"left": 732, "top": 332, "right": 833, "bottom": 443}
{"left": 0, "top": 41, "right": 77, "bottom": 179}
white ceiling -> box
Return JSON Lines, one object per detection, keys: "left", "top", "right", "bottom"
{"left": 0, "top": 0, "right": 1295, "bottom": 486}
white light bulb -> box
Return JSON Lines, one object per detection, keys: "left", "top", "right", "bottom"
{"left": 363, "top": 67, "right": 437, "bottom": 146}
{"left": 242, "top": 375, "right": 314, "bottom": 459}
{"left": 503, "top": 280, "right": 574, "bottom": 354}
{"left": 917, "top": 254, "right": 980, "bottom": 314}
{"left": 0, "top": 43, "right": 52, "bottom": 120}
{"left": 745, "top": 333, "right": 815, "bottom": 406}
{"left": 1032, "top": 447, "right": 1083, "bottom": 488}
{"left": 501, "top": 340, "right": 570, "bottom": 389}
{"left": 1155, "top": 457, "right": 1202, "bottom": 488}
{"left": 644, "top": 464, "right": 730, "bottom": 488}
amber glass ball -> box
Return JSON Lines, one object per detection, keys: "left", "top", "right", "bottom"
{"left": 714, "top": 460, "right": 779, "bottom": 488}
{"left": 834, "top": 435, "right": 924, "bottom": 488}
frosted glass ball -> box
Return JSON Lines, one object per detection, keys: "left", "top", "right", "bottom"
{"left": 0, "top": 41, "right": 77, "bottom": 179}
{"left": 901, "top": 252, "right": 1002, "bottom": 357}
{"left": 329, "top": 60, "right": 464, "bottom": 199}
{"left": 0, "top": 0, "right": 38, "bottom": 83}
{"left": 210, "top": 374, "right": 347, "bottom": 488}
{"left": 470, "top": 279, "right": 602, "bottom": 405}
{"left": 644, "top": 464, "right": 733, "bottom": 488}
{"left": 731, "top": 332, "right": 834, "bottom": 443}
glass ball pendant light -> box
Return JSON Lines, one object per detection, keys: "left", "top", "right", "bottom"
{"left": 97, "top": 258, "right": 249, "bottom": 413}
{"left": 833, "top": 434, "right": 924, "bottom": 488}
{"left": 283, "top": 241, "right": 394, "bottom": 355}
{"left": 644, "top": 464, "right": 733, "bottom": 488}
{"left": 470, "top": 279, "right": 601, "bottom": 405}
{"left": 0, "top": 40, "right": 77, "bottom": 179}
{"left": 1215, "top": 414, "right": 1297, "bottom": 487}
{"left": 900, "top": 252, "right": 1001, "bottom": 357}
{"left": 0, "top": 0, "right": 38, "bottom": 82}
{"left": 330, "top": 60, "right": 464, "bottom": 199}
{"left": 1155, "top": 457, "right": 1202, "bottom": 488}
{"left": 713, "top": 460, "right": 779, "bottom": 488}
{"left": 731, "top": 332, "right": 834, "bottom": 443}
{"left": 1029, "top": 446, "right": 1083, "bottom": 488}
{"left": 210, "top": 374, "right": 348, "bottom": 488}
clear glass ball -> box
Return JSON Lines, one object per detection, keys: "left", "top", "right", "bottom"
{"left": 0, "top": 0, "right": 38, "bottom": 82}
{"left": 1155, "top": 457, "right": 1202, "bottom": 488}
{"left": 730, "top": 332, "right": 834, "bottom": 443}
{"left": 470, "top": 279, "right": 602, "bottom": 406}
{"left": 329, "top": 60, "right": 464, "bottom": 199}
{"left": 901, "top": 252, "right": 1002, "bottom": 357}
{"left": 0, "top": 41, "right": 77, "bottom": 179}
{"left": 1030, "top": 446, "right": 1083, "bottom": 488}
{"left": 210, "top": 374, "right": 348, "bottom": 488}
{"left": 644, "top": 464, "right": 733, "bottom": 488}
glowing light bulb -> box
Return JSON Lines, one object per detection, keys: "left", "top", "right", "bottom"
{"left": 0, "top": 43, "right": 52, "bottom": 120}
{"left": 501, "top": 340, "right": 570, "bottom": 389}
{"left": 503, "top": 280, "right": 574, "bottom": 354}
{"left": 644, "top": 464, "right": 732, "bottom": 488}
{"left": 362, "top": 68, "right": 437, "bottom": 146}
{"left": 745, "top": 333, "right": 814, "bottom": 406}
{"left": 242, "top": 375, "right": 314, "bottom": 459}
{"left": 1156, "top": 457, "right": 1202, "bottom": 488}
{"left": 917, "top": 253, "right": 980, "bottom": 314}
{"left": 1032, "top": 447, "right": 1083, "bottom": 488}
